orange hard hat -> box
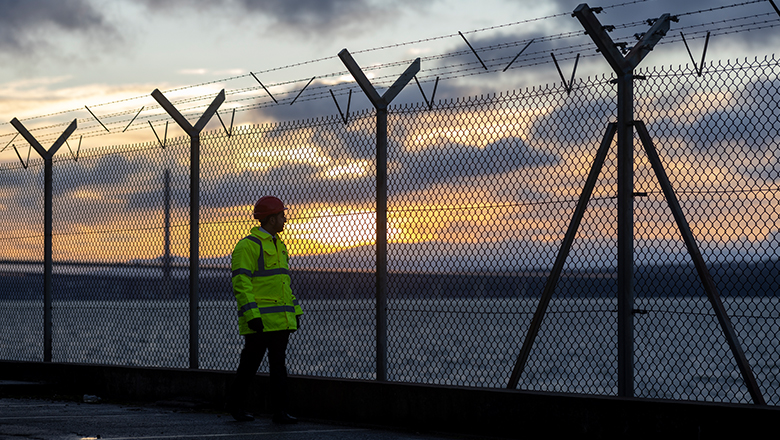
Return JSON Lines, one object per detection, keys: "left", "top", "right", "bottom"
{"left": 253, "top": 196, "right": 286, "bottom": 220}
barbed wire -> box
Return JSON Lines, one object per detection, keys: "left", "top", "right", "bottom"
{"left": 0, "top": 0, "right": 777, "bottom": 147}
{"left": 0, "top": 1, "right": 592, "bottom": 126}
{"left": 0, "top": 0, "right": 657, "bottom": 134}
{"left": 18, "top": 38, "right": 780, "bottom": 145}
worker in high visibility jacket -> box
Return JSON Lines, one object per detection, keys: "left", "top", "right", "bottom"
{"left": 227, "top": 196, "right": 303, "bottom": 424}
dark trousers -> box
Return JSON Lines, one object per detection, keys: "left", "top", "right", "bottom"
{"left": 229, "top": 330, "right": 291, "bottom": 414}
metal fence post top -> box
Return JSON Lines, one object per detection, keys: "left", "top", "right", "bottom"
{"left": 381, "top": 58, "right": 420, "bottom": 105}
{"left": 338, "top": 49, "right": 384, "bottom": 108}
{"left": 338, "top": 48, "right": 420, "bottom": 110}
{"left": 572, "top": 4, "right": 627, "bottom": 74}
{"left": 151, "top": 88, "right": 225, "bottom": 136}
{"left": 623, "top": 14, "right": 672, "bottom": 71}
{"left": 574, "top": 4, "right": 672, "bottom": 75}
{"left": 10, "top": 117, "right": 76, "bottom": 159}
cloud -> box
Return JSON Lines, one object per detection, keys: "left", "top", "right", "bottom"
{"left": 0, "top": 77, "right": 157, "bottom": 122}
{"left": 188, "top": 103, "right": 561, "bottom": 210}
{"left": 0, "top": 0, "right": 115, "bottom": 56}
{"left": 529, "top": 94, "right": 614, "bottom": 153}
{"left": 291, "top": 228, "right": 780, "bottom": 272}
{"left": 197, "top": 121, "right": 377, "bottom": 208}
{"left": 175, "top": 68, "right": 246, "bottom": 76}
{"left": 391, "top": 137, "right": 560, "bottom": 193}
{"left": 136, "top": 0, "right": 420, "bottom": 36}
{"left": 178, "top": 69, "right": 209, "bottom": 76}
{"left": 432, "top": 30, "right": 569, "bottom": 72}
{"left": 678, "top": 78, "right": 780, "bottom": 183}
{"left": 234, "top": 0, "right": 382, "bottom": 30}
{"left": 428, "top": 0, "right": 780, "bottom": 87}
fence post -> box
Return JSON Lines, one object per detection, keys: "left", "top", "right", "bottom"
{"left": 572, "top": 2, "right": 671, "bottom": 398}
{"left": 565, "top": 4, "right": 763, "bottom": 405}
{"left": 151, "top": 89, "right": 225, "bottom": 369}
{"left": 9, "top": 118, "right": 77, "bottom": 363}
{"left": 615, "top": 69, "right": 635, "bottom": 397}
{"left": 507, "top": 3, "right": 674, "bottom": 394}
{"left": 338, "top": 49, "right": 419, "bottom": 381}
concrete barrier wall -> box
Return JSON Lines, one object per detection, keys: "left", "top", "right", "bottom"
{"left": 1, "top": 360, "right": 777, "bottom": 438}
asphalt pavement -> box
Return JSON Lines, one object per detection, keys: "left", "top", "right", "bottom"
{"left": 0, "top": 396, "right": 466, "bottom": 440}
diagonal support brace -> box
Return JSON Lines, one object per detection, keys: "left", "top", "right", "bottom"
{"left": 414, "top": 76, "right": 439, "bottom": 110}
{"left": 508, "top": 123, "right": 617, "bottom": 389}
{"left": 12, "top": 144, "right": 31, "bottom": 168}
{"left": 504, "top": 39, "right": 535, "bottom": 72}
{"left": 635, "top": 121, "right": 766, "bottom": 405}
{"left": 680, "top": 31, "right": 711, "bottom": 76}
{"left": 551, "top": 53, "right": 580, "bottom": 95}
{"left": 149, "top": 121, "right": 169, "bottom": 149}
{"left": 329, "top": 89, "right": 352, "bottom": 125}
{"left": 250, "top": 72, "right": 278, "bottom": 104}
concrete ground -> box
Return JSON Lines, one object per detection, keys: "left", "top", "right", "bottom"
{"left": 0, "top": 396, "right": 464, "bottom": 440}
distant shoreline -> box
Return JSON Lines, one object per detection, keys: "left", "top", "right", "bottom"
{"left": 1, "top": 258, "right": 777, "bottom": 300}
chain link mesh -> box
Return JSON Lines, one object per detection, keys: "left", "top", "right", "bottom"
{"left": 1, "top": 56, "right": 778, "bottom": 405}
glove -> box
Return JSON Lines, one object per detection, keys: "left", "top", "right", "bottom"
{"left": 248, "top": 318, "right": 264, "bottom": 332}
{"left": 296, "top": 315, "right": 302, "bottom": 329}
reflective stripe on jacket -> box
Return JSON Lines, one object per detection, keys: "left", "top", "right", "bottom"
{"left": 231, "top": 226, "right": 302, "bottom": 335}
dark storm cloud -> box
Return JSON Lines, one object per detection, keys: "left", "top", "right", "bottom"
{"left": 686, "top": 77, "right": 780, "bottom": 145}
{"left": 222, "top": 162, "right": 374, "bottom": 208}
{"left": 0, "top": 0, "right": 114, "bottom": 54}
{"left": 665, "top": 76, "right": 780, "bottom": 183}
{"left": 0, "top": 157, "right": 46, "bottom": 208}
{"left": 0, "top": 150, "right": 170, "bottom": 223}
{"left": 198, "top": 120, "right": 560, "bottom": 209}
{"left": 391, "top": 137, "right": 560, "bottom": 193}
{"left": 138, "top": 0, "right": 406, "bottom": 34}
{"left": 54, "top": 154, "right": 138, "bottom": 196}
{"left": 234, "top": 0, "right": 383, "bottom": 30}
{"left": 529, "top": 94, "right": 614, "bottom": 152}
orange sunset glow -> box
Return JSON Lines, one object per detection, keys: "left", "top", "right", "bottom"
{"left": 0, "top": 77, "right": 777, "bottom": 273}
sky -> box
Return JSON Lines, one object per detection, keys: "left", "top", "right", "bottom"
{"left": 0, "top": 0, "right": 779, "bottom": 269}
{"left": 0, "top": 0, "right": 778, "bottom": 153}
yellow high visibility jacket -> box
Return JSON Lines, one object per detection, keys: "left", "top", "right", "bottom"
{"left": 231, "top": 226, "right": 302, "bottom": 335}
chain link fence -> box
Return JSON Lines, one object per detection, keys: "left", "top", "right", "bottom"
{"left": 1, "top": 56, "right": 778, "bottom": 405}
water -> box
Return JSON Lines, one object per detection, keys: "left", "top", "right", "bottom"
{"left": 2, "top": 297, "right": 777, "bottom": 405}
